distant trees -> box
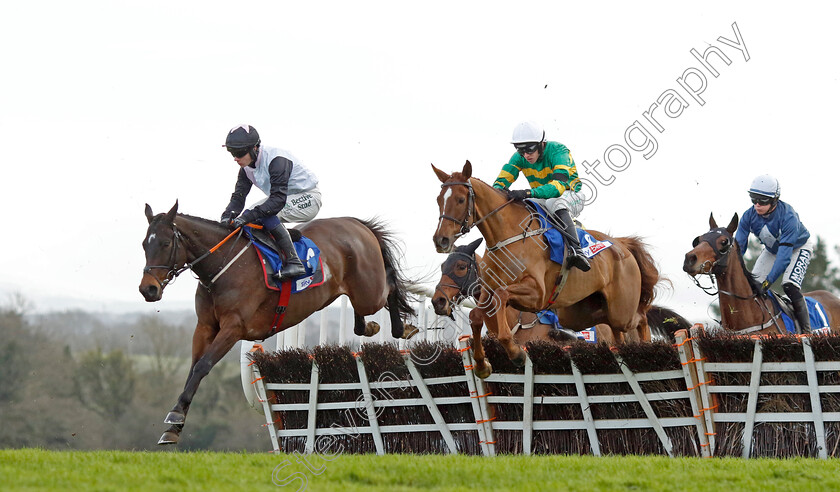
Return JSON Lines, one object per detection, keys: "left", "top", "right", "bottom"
{"left": 73, "top": 348, "right": 136, "bottom": 422}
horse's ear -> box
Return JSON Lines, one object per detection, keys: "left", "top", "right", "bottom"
{"left": 145, "top": 204, "right": 154, "bottom": 224}
{"left": 726, "top": 213, "right": 739, "bottom": 234}
{"left": 465, "top": 237, "right": 483, "bottom": 254}
{"left": 431, "top": 164, "right": 450, "bottom": 183}
{"left": 166, "top": 201, "right": 179, "bottom": 223}
{"left": 463, "top": 160, "right": 472, "bottom": 179}
{"left": 708, "top": 212, "right": 717, "bottom": 229}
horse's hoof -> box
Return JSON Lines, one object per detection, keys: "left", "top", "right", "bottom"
{"left": 158, "top": 430, "right": 180, "bottom": 445}
{"left": 511, "top": 349, "right": 527, "bottom": 368}
{"left": 364, "top": 322, "right": 380, "bottom": 337}
{"left": 400, "top": 324, "right": 419, "bottom": 340}
{"left": 474, "top": 361, "right": 492, "bottom": 379}
{"left": 164, "top": 411, "right": 185, "bottom": 425}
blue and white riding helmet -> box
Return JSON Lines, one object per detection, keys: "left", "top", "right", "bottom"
{"left": 748, "top": 174, "right": 780, "bottom": 204}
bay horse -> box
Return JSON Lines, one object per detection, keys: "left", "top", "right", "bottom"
{"left": 683, "top": 213, "right": 840, "bottom": 335}
{"left": 432, "top": 161, "right": 660, "bottom": 377}
{"left": 139, "top": 202, "right": 417, "bottom": 445}
{"left": 432, "top": 238, "right": 690, "bottom": 344}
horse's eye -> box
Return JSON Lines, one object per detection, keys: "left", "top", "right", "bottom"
{"left": 457, "top": 197, "right": 465, "bottom": 204}
{"left": 721, "top": 238, "right": 729, "bottom": 247}
{"left": 163, "top": 241, "right": 171, "bottom": 248}
{"left": 692, "top": 237, "right": 700, "bottom": 248}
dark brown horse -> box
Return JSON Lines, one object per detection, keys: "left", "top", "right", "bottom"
{"left": 139, "top": 202, "right": 417, "bottom": 445}
{"left": 432, "top": 162, "right": 660, "bottom": 377}
{"left": 683, "top": 213, "right": 840, "bottom": 335}
{"left": 432, "top": 237, "right": 690, "bottom": 344}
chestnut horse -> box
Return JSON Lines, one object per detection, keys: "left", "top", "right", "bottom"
{"left": 431, "top": 237, "right": 612, "bottom": 344}
{"left": 432, "top": 238, "right": 690, "bottom": 344}
{"left": 139, "top": 202, "right": 417, "bottom": 445}
{"left": 683, "top": 213, "right": 840, "bottom": 335}
{"left": 432, "top": 161, "right": 660, "bottom": 377}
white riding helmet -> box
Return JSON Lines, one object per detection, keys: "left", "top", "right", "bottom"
{"left": 511, "top": 121, "right": 546, "bottom": 144}
{"left": 748, "top": 174, "right": 781, "bottom": 199}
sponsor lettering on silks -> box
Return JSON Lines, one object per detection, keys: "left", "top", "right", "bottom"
{"left": 291, "top": 194, "right": 313, "bottom": 209}
{"left": 789, "top": 249, "right": 811, "bottom": 287}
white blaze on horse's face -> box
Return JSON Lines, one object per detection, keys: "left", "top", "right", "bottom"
{"left": 147, "top": 233, "right": 156, "bottom": 244}
{"left": 435, "top": 188, "right": 453, "bottom": 236}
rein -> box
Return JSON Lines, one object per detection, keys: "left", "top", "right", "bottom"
{"left": 439, "top": 179, "right": 515, "bottom": 240}
{"left": 690, "top": 231, "right": 786, "bottom": 334}
{"left": 144, "top": 224, "right": 255, "bottom": 289}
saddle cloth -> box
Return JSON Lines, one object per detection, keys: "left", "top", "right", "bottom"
{"left": 243, "top": 227, "right": 325, "bottom": 293}
{"left": 524, "top": 200, "right": 613, "bottom": 265}
{"left": 768, "top": 292, "right": 831, "bottom": 334}
{"left": 537, "top": 309, "right": 598, "bottom": 343}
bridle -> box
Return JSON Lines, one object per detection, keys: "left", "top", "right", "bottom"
{"left": 438, "top": 179, "right": 514, "bottom": 240}
{"left": 689, "top": 228, "right": 784, "bottom": 334}
{"left": 434, "top": 251, "right": 481, "bottom": 307}
{"left": 143, "top": 221, "right": 245, "bottom": 290}
{"left": 438, "top": 181, "right": 476, "bottom": 239}
{"left": 690, "top": 229, "right": 755, "bottom": 301}
{"left": 143, "top": 225, "right": 190, "bottom": 289}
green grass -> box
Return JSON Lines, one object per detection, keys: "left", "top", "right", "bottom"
{"left": 2, "top": 449, "right": 840, "bottom": 491}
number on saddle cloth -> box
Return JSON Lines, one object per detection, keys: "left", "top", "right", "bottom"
{"left": 243, "top": 226, "right": 325, "bottom": 293}
{"left": 524, "top": 200, "right": 613, "bottom": 265}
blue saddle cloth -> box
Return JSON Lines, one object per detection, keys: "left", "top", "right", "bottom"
{"left": 537, "top": 309, "right": 598, "bottom": 343}
{"left": 525, "top": 200, "right": 613, "bottom": 265}
{"left": 769, "top": 293, "right": 831, "bottom": 334}
{"left": 243, "top": 227, "right": 324, "bottom": 293}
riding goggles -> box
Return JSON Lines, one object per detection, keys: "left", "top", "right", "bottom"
{"left": 515, "top": 142, "right": 540, "bottom": 155}
{"left": 749, "top": 193, "right": 773, "bottom": 205}
{"left": 228, "top": 146, "right": 251, "bottom": 158}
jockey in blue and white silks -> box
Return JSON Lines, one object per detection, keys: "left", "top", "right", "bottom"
{"left": 735, "top": 174, "right": 812, "bottom": 332}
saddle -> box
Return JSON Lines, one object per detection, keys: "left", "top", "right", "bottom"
{"left": 767, "top": 290, "right": 831, "bottom": 334}
{"left": 522, "top": 200, "right": 613, "bottom": 265}
{"left": 243, "top": 227, "right": 325, "bottom": 293}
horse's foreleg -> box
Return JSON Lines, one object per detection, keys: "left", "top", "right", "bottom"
{"left": 490, "top": 287, "right": 526, "bottom": 367}
{"left": 159, "top": 325, "right": 241, "bottom": 445}
{"left": 468, "top": 307, "right": 492, "bottom": 379}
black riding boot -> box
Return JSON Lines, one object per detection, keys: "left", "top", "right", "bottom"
{"left": 269, "top": 224, "right": 306, "bottom": 280}
{"left": 553, "top": 209, "right": 591, "bottom": 272}
{"left": 792, "top": 296, "right": 812, "bottom": 334}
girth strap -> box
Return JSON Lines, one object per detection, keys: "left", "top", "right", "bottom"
{"left": 269, "top": 280, "right": 293, "bottom": 336}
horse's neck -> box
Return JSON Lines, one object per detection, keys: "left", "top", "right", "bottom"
{"left": 471, "top": 179, "right": 532, "bottom": 247}
{"left": 717, "top": 256, "right": 771, "bottom": 329}
{"left": 174, "top": 216, "right": 236, "bottom": 272}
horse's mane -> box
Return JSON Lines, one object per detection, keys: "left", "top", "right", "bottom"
{"left": 175, "top": 213, "right": 223, "bottom": 228}
{"left": 732, "top": 237, "right": 762, "bottom": 295}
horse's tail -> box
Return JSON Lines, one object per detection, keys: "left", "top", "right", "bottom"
{"left": 646, "top": 305, "right": 692, "bottom": 342}
{"left": 621, "top": 236, "right": 660, "bottom": 311}
{"left": 355, "top": 218, "right": 417, "bottom": 319}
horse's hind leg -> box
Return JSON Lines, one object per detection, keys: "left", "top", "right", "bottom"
{"left": 353, "top": 312, "right": 380, "bottom": 337}
{"left": 387, "top": 291, "right": 418, "bottom": 339}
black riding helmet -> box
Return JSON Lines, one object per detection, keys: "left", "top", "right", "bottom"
{"left": 224, "top": 125, "right": 261, "bottom": 161}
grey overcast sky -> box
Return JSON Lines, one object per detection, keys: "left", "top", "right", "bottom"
{"left": 1, "top": 2, "right": 838, "bottom": 324}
